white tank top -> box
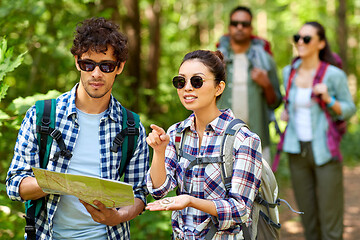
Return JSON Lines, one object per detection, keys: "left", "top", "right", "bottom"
{"left": 294, "top": 87, "right": 313, "bottom": 141}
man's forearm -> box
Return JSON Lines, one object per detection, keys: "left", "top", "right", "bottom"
{"left": 118, "top": 198, "right": 145, "bottom": 222}
{"left": 19, "top": 176, "right": 47, "bottom": 200}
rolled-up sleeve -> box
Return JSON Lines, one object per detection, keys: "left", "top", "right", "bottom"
{"left": 6, "top": 106, "right": 39, "bottom": 202}
{"left": 329, "top": 69, "right": 356, "bottom": 120}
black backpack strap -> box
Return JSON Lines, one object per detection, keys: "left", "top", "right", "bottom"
{"left": 111, "top": 106, "right": 140, "bottom": 178}
{"left": 25, "top": 99, "right": 56, "bottom": 240}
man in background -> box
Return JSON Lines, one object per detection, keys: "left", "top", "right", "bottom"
{"left": 217, "top": 6, "right": 282, "bottom": 161}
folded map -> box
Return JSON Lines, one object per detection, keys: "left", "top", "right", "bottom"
{"left": 32, "top": 167, "right": 134, "bottom": 208}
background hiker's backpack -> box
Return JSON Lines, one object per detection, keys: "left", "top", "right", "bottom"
{"left": 24, "top": 99, "right": 139, "bottom": 240}
{"left": 175, "top": 119, "right": 302, "bottom": 240}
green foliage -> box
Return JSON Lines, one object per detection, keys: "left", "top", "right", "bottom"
{"left": 0, "top": 0, "right": 359, "bottom": 239}
{"left": 0, "top": 37, "right": 26, "bottom": 101}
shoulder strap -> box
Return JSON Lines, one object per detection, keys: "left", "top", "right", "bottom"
{"left": 24, "top": 99, "right": 57, "bottom": 240}
{"left": 35, "top": 99, "right": 56, "bottom": 168}
{"left": 174, "top": 127, "right": 184, "bottom": 161}
{"left": 220, "top": 119, "right": 248, "bottom": 198}
{"left": 311, "top": 61, "right": 329, "bottom": 110}
{"left": 111, "top": 106, "right": 140, "bottom": 178}
{"left": 206, "top": 119, "right": 249, "bottom": 240}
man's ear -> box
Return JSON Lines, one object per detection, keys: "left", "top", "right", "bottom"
{"left": 116, "top": 61, "right": 126, "bottom": 75}
{"left": 74, "top": 55, "right": 81, "bottom": 71}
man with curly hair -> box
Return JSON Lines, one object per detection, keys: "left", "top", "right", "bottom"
{"left": 6, "top": 17, "right": 149, "bottom": 239}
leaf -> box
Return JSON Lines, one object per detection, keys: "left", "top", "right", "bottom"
{"left": 7, "top": 89, "right": 61, "bottom": 115}
{"left": 0, "top": 82, "right": 9, "bottom": 101}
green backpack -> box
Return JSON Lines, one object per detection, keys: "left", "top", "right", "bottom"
{"left": 24, "top": 99, "right": 140, "bottom": 239}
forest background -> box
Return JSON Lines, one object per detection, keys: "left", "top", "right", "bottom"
{"left": 0, "top": 0, "right": 359, "bottom": 239}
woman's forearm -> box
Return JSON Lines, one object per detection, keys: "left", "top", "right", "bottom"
{"left": 149, "top": 150, "right": 167, "bottom": 189}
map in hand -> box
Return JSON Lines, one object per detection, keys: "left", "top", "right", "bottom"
{"left": 32, "top": 167, "right": 134, "bottom": 208}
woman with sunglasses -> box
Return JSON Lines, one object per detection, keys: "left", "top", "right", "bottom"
{"left": 280, "top": 22, "right": 355, "bottom": 240}
{"left": 145, "top": 50, "right": 262, "bottom": 239}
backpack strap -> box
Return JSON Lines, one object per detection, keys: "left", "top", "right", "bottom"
{"left": 24, "top": 99, "right": 59, "bottom": 240}
{"left": 111, "top": 106, "right": 140, "bottom": 178}
{"left": 35, "top": 99, "right": 72, "bottom": 160}
{"left": 220, "top": 118, "right": 247, "bottom": 198}
{"left": 205, "top": 119, "right": 248, "bottom": 240}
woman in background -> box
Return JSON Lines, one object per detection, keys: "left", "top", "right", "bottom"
{"left": 281, "top": 21, "right": 356, "bottom": 240}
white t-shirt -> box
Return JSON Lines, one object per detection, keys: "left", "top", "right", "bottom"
{"left": 53, "top": 109, "right": 107, "bottom": 240}
{"left": 232, "top": 53, "right": 249, "bottom": 123}
{"left": 294, "top": 87, "right": 313, "bottom": 142}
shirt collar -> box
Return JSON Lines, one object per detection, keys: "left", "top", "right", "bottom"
{"left": 65, "top": 83, "right": 119, "bottom": 122}
{"left": 178, "top": 109, "right": 235, "bottom": 136}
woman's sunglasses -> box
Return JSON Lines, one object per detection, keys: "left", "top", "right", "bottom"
{"left": 293, "top": 34, "right": 312, "bottom": 44}
{"left": 77, "top": 59, "right": 119, "bottom": 73}
{"left": 172, "top": 76, "right": 204, "bottom": 89}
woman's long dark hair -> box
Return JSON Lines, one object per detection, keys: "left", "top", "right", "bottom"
{"left": 304, "top": 21, "right": 339, "bottom": 67}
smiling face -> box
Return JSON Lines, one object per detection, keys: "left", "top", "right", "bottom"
{"left": 295, "top": 24, "right": 325, "bottom": 59}
{"left": 176, "top": 59, "right": 224, "bottom": 113}
{"left": 75, "top": 46, "right": 125, "bottom": 101}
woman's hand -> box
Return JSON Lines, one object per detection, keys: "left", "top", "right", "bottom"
{"left": 146, "top": 195, "right": 191, "bottom": 211}
{"left": 280, "top": 109, "right": 289, "bottom": 121}
{"left": 146, "top": 124, "right": 170, "bottom": 153}
{"left": 313, "top": 83, "right": 331, "bottom": 104}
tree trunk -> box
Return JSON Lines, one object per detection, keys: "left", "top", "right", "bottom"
{"left": 337, "top": 0, "right": 347, "bottom": 72}
{"left": 100, "top": 0, "right": 121, "bottom": 22}
{"left": 145, "top": 0, "right": 161, "bottom": 116}
{"left": 121, "top": 0, "right": 141, "bottom": 111}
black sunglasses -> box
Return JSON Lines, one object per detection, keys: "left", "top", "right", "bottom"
{"left": 293, "top": 34, "right": 312, "bottom": 44}
{"left": 172, "top": 76, "right": 204, "bottom": 89}
{"left": 230, "top": 20, "right": 251, "bottom": 28}
{"left": 77, "top": 59, "right": 119, "bottom": 73}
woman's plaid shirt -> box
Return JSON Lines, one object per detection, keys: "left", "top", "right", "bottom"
{"left": 6, "top": 84, "right": 149, "bottom": 240}
{"left": 147, "top": 109, "right": 262, "bottom": 239}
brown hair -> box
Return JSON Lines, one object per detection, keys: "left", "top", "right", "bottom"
{"left": 71, "top": 17, "right": 128, "bottom": 62}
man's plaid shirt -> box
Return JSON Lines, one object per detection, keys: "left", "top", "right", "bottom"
{"left": 6, "top": 84, "right": 149, "bottom": 240}
{"left": 147, "top": 109, "right": 262, "bottom": 239}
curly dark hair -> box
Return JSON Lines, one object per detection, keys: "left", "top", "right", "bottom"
{"left": 71, "top": 17, "right": 128, "bottom": 62}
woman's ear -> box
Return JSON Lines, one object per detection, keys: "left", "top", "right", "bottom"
{"left": 215, "top": 81, "right": 226, "bottom": 97}
{"left": 318, "top": 40, "right": 326, "bottom": 51}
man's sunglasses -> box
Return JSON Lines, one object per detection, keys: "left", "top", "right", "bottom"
{"left": 293, "top": 34, "right": 312, "bottom": 44}
{"left": 77, "top": 59, "right": 119, "bottom": 73}
{"left": 172, "top": 76, "right": 204, "bottom": 89}
{"left": 229, "top": 20, "right": 251, "bottom": 28}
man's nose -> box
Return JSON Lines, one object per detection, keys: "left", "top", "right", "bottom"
{"left": 91, "top": 66, "right": 103, "bottom": 78}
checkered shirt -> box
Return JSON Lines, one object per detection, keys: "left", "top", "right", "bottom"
{"left": 6, "top": 84, "right": 149, "bottom": 240}
{"left": 147, "top": 109, "right": 262, "bottom": 239}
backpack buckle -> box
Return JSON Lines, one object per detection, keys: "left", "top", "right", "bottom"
{"left": 50, "top": 129, "right": 62, "bottom": 141}
{"left": 127, "top": 120, "right": 135, "bottom": 127}
{"left": 59, "top": 149, "right": 72, "bottom": 159}
{"left": 37, "top": 125, "right": 50, "bottom": 134}
{"left": 127, "top": 127, "right": 136, "bottom": 135}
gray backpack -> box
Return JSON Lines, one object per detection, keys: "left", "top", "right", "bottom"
{"left": 175, "top": 118, "right": 302, "bottom": 239}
